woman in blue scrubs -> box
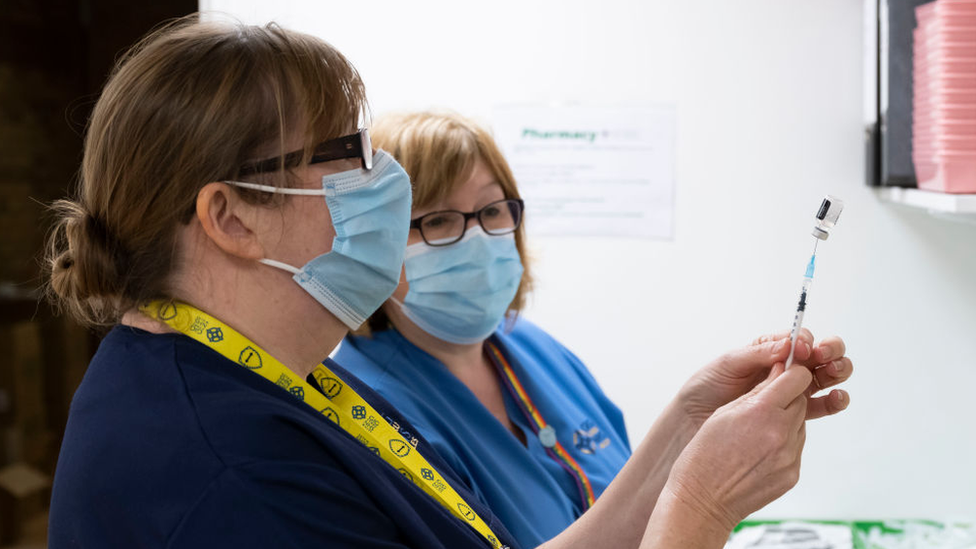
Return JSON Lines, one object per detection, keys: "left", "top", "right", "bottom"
{"left": 336, "top": 111, "right": 855, "bottom": 549}
{"left": 45, "top": 17, "right": 848, "bottom": 549}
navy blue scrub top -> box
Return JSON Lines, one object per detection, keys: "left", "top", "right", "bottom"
{"left": 49, "top": 326, "right": 519, "bottom": 549}
{"left": 335, "top": 318, "right": 632, "bottom": 548}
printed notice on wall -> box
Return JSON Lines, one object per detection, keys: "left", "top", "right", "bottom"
{"left": 492, "top": 104, "right": 676, "bottom": 239}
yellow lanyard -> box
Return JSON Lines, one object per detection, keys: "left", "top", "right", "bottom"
{"left": 141, "top": 300, "right": 504, "bottom": 549}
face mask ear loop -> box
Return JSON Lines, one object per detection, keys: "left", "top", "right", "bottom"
{"left": 259, "top": 258, "right": 302, "bottom": 275}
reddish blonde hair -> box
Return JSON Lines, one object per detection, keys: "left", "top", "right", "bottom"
{"left": 362, "top": 111, "right": 534, "bottom": 334}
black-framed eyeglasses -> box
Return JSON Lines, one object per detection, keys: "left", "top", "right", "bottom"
{"left": 409, "top": 199, "right": 524, "bottom": 247}
{"left": 237, "top": 128, "right": 373, "bottom": 176}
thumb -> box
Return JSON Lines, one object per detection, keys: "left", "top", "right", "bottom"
{"left": 743, "top": 362, "right": 785, "bottom": 399}
{"left": 757, "top": 365, "right": 812, "bottom": 409}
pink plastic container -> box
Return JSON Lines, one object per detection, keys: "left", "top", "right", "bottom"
{"left": 912, "top": 0, "right": 976, "bottom": 193}
{"left": 920, "top": 60, "right": 976, "bottom": 76}
{"left": 918, "top": 1, "right": 937, "bottom": 18}
{"left": 914, "top": 138, "right": 976, "bottom": 153}
{"left": 939, "top": 72, "right": 976, "bottom": 86}
{"left": 935, "top": 116, "right": 976, "bottom": 126}
{"left": 924, "top": 44, "right": 976, "bottom": 60}
{"left": 924, "top": 30, "right": 976, "bottom": 43}
{"left": 921, "top": 104, "right": 976, "bottom": 116}
{"left": 934, "top": 0, "right": 976, "bottom": 7}
{"left": 923, "top": 117, "right": 976, "bottom": 129}
{"left": 915, "top": 74, "right": 976, "bottom": 89}
{"left": 914, "top": 127, "right": 976, "bottom": 140}
{"left": 931, "top": 139, "right": 976, "bottom": 152}
{"left": 932, "top": 4, "right": 976, "bottom": 17}
{"left": 912, "top": 157, "right": 937, "bottom": 183}
{"left": 925, "top": 104, "right": 976, "bottom": 117}
{"left": 917, "top": 158, "right": 976, "bottom": 193}
{"left": 934, "top": 16, "right": 976, "bottom": 26}
{"left": 926, "top": 26, "right": 976, "bottom": 38}
{"left": 930, "top": 90, "right": 976, "bottom": 105}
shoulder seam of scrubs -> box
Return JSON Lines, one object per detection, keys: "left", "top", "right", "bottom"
{"left": 485, "top": 340, "right": 596, "bottom": 511}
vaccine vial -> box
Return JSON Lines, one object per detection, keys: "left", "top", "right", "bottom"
{"left": 812, "top": 195, "right": 844, "bottom": 240}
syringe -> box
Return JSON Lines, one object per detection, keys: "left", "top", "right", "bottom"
{"left": 785, "top": 241, "right": 818, "bottom": 369}
{"left": 784, "top": 195, "right": 843, "bottom": 369}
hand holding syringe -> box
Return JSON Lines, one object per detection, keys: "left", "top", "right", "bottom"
{"left": 785, "top": 196, "right": 843, "bottom": 369}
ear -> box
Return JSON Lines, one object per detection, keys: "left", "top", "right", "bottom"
{"left": 195, "top": 182, "right": 266, "bottom": 260}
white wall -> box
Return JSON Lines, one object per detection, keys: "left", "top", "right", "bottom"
{"left": 203, "top": 0, "right": 976, "bottom": 520}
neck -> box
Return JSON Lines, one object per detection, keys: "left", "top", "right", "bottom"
{"left": 382, "top": 301, "right": 485, "bottom": 376}
{"left": 127, "top": 267, "right": 348, "bottom": 381}
{"left": 382, "top": 299, "right": 525, "bottom": 445}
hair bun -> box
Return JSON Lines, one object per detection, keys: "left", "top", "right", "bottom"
{"left": 46, "top": 200, "right": 125, "bottom": 324}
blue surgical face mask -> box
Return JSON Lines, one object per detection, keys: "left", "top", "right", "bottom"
{"left": 226, "top": 150, "right": 411, "bottom": 330}
{"left": 394, "top": 225, "right": 524, "bottom": 344}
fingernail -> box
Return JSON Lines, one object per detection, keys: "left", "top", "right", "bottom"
{"left": 816, "top": 346, "right": 829, "bottom": 363}
{"left": 836, "top": 390, "right": 848, "bottom": 407}
{"left": 804, "top": 342, "right": 812, "bottom": 357}
{"left": 831, "top": 360, "right": 844, "bottom": 376}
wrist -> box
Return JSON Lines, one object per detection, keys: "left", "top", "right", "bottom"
{"left": 645, "top": 481, "right": 736, "bottom": 549}
{"left": 669, "top": 391, "right": 710, "bottom": 435}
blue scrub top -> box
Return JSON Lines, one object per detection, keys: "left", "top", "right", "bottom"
{"left": 50, "top": 326, "right": 519, "bottom": 549}
{"left": 335, "top": 319, "right": 632, "bottom": 548}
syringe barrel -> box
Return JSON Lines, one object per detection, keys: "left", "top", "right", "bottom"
{"left": 796, "top": 277, "right": 813, "bottom": 311}
{"left": 785, "top": 277, "right": 813, "bottom": 369}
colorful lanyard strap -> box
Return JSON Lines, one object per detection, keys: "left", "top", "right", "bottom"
{"left": 141, "top": 300, "right": 505, "bottom": 549}
{"left": 486, "top": 341, "right": 596, "bottom": 511}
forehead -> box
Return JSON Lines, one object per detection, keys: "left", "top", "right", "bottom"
{"left": 444, "top": 157, "right": 503, "bottom": 206}
{"left": 460, "top": 157, "right": 495, "bottom": 188}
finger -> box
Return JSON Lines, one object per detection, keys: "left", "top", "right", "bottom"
{"left": 774, "top": 337, "right": 814, "bottom": 365}
{"left": 748, "top": 331, "right": 814, "bottom": 365}
{"left": 759, "top": 365, "right": 813, "bottom": 409}
{"left": 811, "top": 336, "right": 847, "bottom": 365}
{"left": 751, "top": 328, "right": 814, "bottom": 347}
{"left": 811, "top": 358, "right": 853, "bottom": 394}
{"left": 804, "top": 389, "right": 850, "bottom": 420}
{"left": 751, "top": 332, "right": 784, "bottom": 345}
{"left": 790, "top": 338, "right": 814, "bottom": 364}
{"left": 717, "top": 338, "right": 799, "bottom": 379}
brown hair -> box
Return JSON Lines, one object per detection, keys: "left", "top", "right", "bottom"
{"left": 45, "top": 15, "right": 368, "bottom": 327}
{"left": 362, "top": 111, "right": 534, "bottom": 334}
